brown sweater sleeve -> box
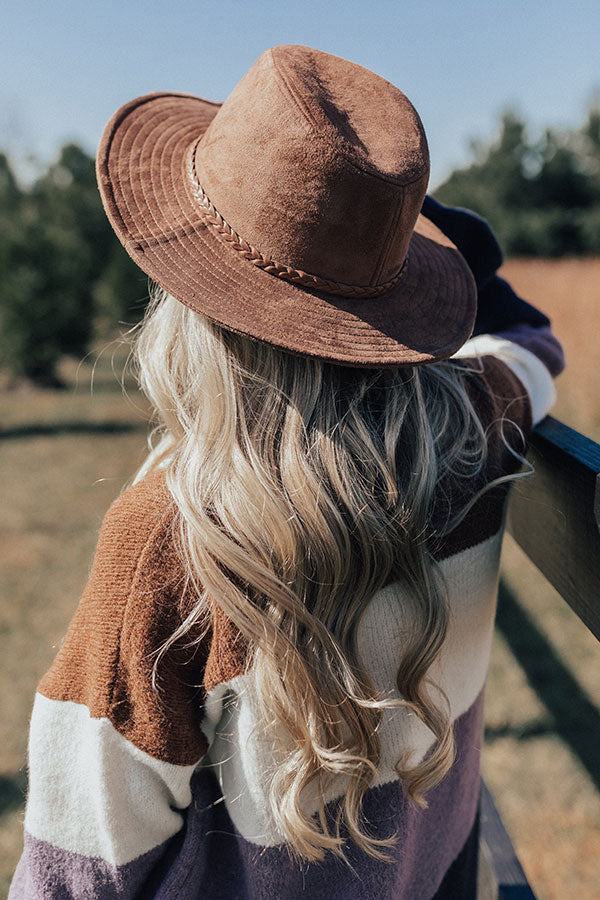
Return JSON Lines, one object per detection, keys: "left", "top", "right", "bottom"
{"left": 38, "top": 471, "right": 211, "bottom": 765}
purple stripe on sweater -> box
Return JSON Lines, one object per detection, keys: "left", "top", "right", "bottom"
{"left": 496, "top": 323, "right": 566, "bottom": 377}
{"left": 10, "top": 690, "right": 485, "bottom": 899}
{"left": 8, "top": 834, "right": 171, "bottom": 900}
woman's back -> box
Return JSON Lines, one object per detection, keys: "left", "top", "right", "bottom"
{"left": 12, "top": 318, "right": 562, "bottom": 900}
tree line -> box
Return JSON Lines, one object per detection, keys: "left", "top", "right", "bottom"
{"left": 0, "top": 144, "right": 144, "bottom": 385}
{"left": 436, "top": 104, "right": 600, "bottom": 256}
{"left": 1, "top": 104, "right": 599, "bottom": 384}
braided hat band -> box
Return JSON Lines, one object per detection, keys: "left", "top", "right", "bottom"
{"left": 188, "top": 144, "right": 408, "bottom": 299}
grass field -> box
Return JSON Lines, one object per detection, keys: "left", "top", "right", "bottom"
{"left": 501, "top": 258, "right": 600, "bottom": 440}
{"left": 1, "top": 260, "right": 599, "bottom": 898}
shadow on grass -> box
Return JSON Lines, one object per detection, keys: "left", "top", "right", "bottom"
{"left": 485, "top": 720, "right": 555, "bottom": 741}
{"left": 0, "top": 771, "right": 27, "bottom": 817}
{"left": 0, "top": 422, "right": 147, "bottom": 440}
{"left": 490, "top": 578, "right": 600, "bottom": 791}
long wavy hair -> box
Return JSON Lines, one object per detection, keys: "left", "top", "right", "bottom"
{"left": 132, "top": 288, "right": 517, "bottom": 862}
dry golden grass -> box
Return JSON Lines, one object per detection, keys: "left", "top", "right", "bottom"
{"left": 501, "top": 258, "right": 600, "bottom": 438}
{"left": 486, "top": 536, "right": 600, "bottom": 898}
{"left": 481, "top": 257, "right": 600, "bottom": 899}
{"left": 0, "top": 346, "right": 152, "bottom": 898}
{"left": 1, "top": 261, "right": 599, "bottom": 898}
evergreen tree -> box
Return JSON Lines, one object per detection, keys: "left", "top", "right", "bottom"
{"left": 0, "top": 146, "right": 145, "bottom": 384}
{"left": 435, "top": 106, "right": 600, "bottom": 257}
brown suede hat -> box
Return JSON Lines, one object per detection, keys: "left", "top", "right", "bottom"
{"left": 96, "top": 44, "right": 476, "bottom": 367}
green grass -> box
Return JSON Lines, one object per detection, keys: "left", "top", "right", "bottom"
{"left": 1, "top": 309, "right": 599, "bottom": 898}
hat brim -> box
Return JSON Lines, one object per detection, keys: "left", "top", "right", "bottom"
{"left": 97, "top": 92, "right": 477, "bottom": 367}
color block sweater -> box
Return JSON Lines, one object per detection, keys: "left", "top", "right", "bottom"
{"left": 9, "top": 319, "right": 564, "bottom": 900}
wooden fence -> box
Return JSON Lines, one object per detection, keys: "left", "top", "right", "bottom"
{"left": 478, "top": 416, "right": 600, "bottom": 898}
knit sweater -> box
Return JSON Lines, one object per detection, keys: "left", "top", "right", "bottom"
{"left": 9, "top": 318, "right": 564, "bottom": 900}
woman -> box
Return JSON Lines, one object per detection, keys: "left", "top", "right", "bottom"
{"left": 10, "top": 45, "right": 564, "bottom": 899}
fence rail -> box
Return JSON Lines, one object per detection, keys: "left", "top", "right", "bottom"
{"left": 507, "top": 415, "right": 600, "bottom": 641}
{"left": 479, "top": 416, "right": 600, "bottom": 898}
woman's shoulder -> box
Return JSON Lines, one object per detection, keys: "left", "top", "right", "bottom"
{"left": 453, "top": 325, "right": 563, "bottom": 432}
{"left": 93, "top": 468, "right": 184, "bottom": 618}
{"left": 460, "top": 351, "right": 533, "bottom": 437}
{"left": 82, "top": 468, "right": 183, "bottom": 620}
{"left": 101, "top": 468, "right": 175, "bottom": 543}
{"left": 36, "top": 470, "right": 197, "bottom": 753}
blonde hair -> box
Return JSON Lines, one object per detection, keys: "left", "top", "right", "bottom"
{"left": 133, "top": 289, "right": 510, "bottom": 862}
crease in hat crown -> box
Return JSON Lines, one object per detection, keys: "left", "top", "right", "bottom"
{"left": 188, "top": 45, "right": 431, "bottom": 295}
{"left": 186, "top": 144, "right": 409, "bottom": 299}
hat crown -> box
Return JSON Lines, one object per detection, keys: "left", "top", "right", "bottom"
{"left": 191, "top": 45, "right": 430, "bottom": 289}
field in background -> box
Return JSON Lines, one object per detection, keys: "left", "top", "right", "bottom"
{"left": 500, "top": 258, "right": 600, "bottom": 440}
{"left": 1, "top": 260, "right": 599, "bottom": 898}
{"left": 481, "top": 258, "right": 600, "bottom": 895}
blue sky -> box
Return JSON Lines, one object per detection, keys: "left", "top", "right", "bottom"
{"left": 2, "top": 0, "right": 599, "bottom": 188}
